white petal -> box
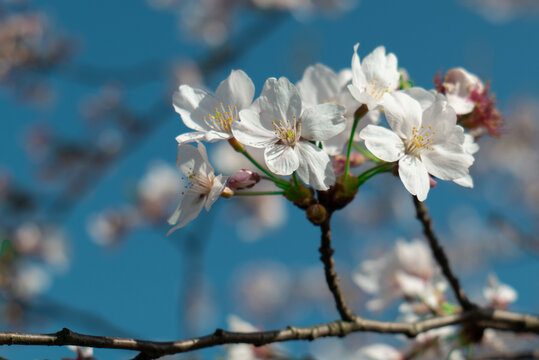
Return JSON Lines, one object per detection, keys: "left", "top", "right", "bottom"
{"left": 421, "top": 148, "right": 474, "bottom": 181}
{"left": 167, "top": 191, "right": 206, "bottom": 235}
{"left": 350, "top": 43, "right": 368, "bottom": 92}
{"left": 360, "top": 125, "right": 405, "bottom": 162}
{"left": 173, "top": 85, "right": 220, "bottom": 132}
{"left": 296, "top": 142, "right": 335, "bottom": 190}
{"left": 422, "top": 99, "right": 458, "bottom": 137}
{"left": 300, "top": 103, "right": 346, "bottom": 141}
{"left": 403, "top": 87, "right": 442, "bottom": 110}
{"left": 382, "top": 92, "right": 422, "bottom": 138}
{"left": 348, "top": 84, "right": 379, "bottom": 110}
{"left": 264, "top": 144, "right": 299, "bottom": 175}
{"left": 446, "top": 94, "right": 475, "bottom": 115}
{"left": 297, "top": 63, "right": 341, "bottom": 107}
{"left": 232, "top": 108, "right": 277, "bottom": 148}
{"left": 258, "top": 77, "right": 302, "bottom": 126}
{"left": 453, "top": 174, "right": 474, "bottom": 188}
{"left": 362, "top": 46, "right": 400, "bottom": 91}
{"left": 205, "top": 174, "right": 228, "bottom": 211}
{"left": 177, "top": 142, "right": 213, "bottom": 178}
{"left": 215, "top": 70, "right": 255, "bottom": 109}
{"left": 175, "top": 130, "right": 230, "bottom": 145}
{"left": 398, "top": 155, "right": 430, "bottom": 201}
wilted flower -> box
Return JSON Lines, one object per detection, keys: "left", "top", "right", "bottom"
{"left": 435, "top": 68, "right": 503, "bottom": 137}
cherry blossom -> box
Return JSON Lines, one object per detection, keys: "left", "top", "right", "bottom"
{"left": 167, "top": 142, "right": 228, "bottom": 234}
{"left": 348, "top": 43, "right": 400, "bottom": 110}
{"left": 173, "top": 70, "right": 255, "bottom": 144}
{"left": 360, "top": 92, "right": 474, "bottom": 201}
{"left": 483, "top": 274, "right": 517, "bottom": 310}
{"left": 296, "top": 62, "right": 380, "bottom": 155}
{"left": 353, "top": 239, "right": 446, "bottom": 312}
{"left": 435, "top": 67, "right": 484, "bottom": 115}
{"left": 233, "top": 76, "right": 346, "bottom": 190}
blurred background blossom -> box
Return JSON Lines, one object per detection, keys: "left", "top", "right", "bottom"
{"left": 0, "top": 0, "right": 537, "bottom": 359}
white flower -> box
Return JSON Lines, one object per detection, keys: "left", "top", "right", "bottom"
{"left": 66, "top": 346, "right": 95, "bottom": 360}
{"left": 439, "top": 67, "right": 484, "bottom": 115}
{"left": 173, "top": 70, "right": 255, "bottom": 144}
{"left": 167, "top": 142, "right": 228, "bottom": 234}
{"left": 348, "top": 43, "right": 400, "bottom": 110}
{"left": 483, "top": 274, "right": 517, "bottom": 309}
{"left": 453, "top": 133, "right": 479, "bottom": 188}
{"left": 354, "top": 344, "right": 403, "bottom": 360}
{"left": 297, "top": 63, "right": 380, "bottom": 155}
{"left": 353, "top": 239, "right": 444, "bottom": 312}
{"left": 360, "top": 92, "right": 474, "bottom": 201}
{"left": 233, "top": 77, "right": 346, "bottom": 190}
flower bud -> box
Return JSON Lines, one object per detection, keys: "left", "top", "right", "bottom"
{"left": 228, "top": 169, "right": 260, "bottom": 191}
{"left": 429, "top": 176, "right": 437, "bottom": 189}
{"left": 306, "top": 204, "right": 327, "bottom": 225}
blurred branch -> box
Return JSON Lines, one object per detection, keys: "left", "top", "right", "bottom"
{"left": 469, "top": 350, "right": 539, "bottom": 359}
{"left": 0, "top": 308, "right": 536, "bottom": 359}
{"left": 412, "top": 196, "right": 477, "bottom": 311}
{"left": 47, "top": 11, "right": 288, "bottom": 218}
{"left": 28, "top": 296, "right": 139, "bottom": 339}
{"left": 318, "top": 213, "right": 357, "bottom": 321}
{"left": 489, "top": 213, "right": 539, "bottom": 256}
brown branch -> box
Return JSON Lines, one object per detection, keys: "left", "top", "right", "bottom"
{"left": 469, "top": 350, "right": 539, "bottom": 359}
{"left": 318, "top": 213, "right": 357, "bottom": 321}
{"left": 412, "top": 196, "right": 476, "bottom": 310}
{"left": 0, "top": 309, "right": 536, "bottom": 359}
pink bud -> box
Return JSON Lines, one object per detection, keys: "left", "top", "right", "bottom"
{"left": 429, "top": 176, "right": 437, "bottom": 189}
{"left": 228, "top": 169, "right": 260, "bottom": 190}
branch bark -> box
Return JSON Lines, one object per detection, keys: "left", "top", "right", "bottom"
{"left": 412, "top": 196, "right": 476, "bottom": 310}
{"left": 318, "top": 213, "right": 357, "bottom": 321}
{"left": 0, "top": 309, "right": 536, "bottom": 359}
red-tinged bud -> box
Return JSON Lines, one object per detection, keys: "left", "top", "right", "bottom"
{"left": 228, "top": 169, "right": 260, "bottom": 191}
{"left": 429, "top": 176, "right": 437, "bottom": 189}
{"left": 306, "top": 204, "right": 327, "bottom": 225}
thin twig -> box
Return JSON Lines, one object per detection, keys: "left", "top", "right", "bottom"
{"left": 412, "top": 196, "right": 476, "bottom": 310}
{"left": 0, "top": 309, "right": 536, "bottom": 359}
{"left": 469, "top": 350, "right": 539, "bottom": 360}
{"left": 318, "top": 213, "right": 357, "bottom": 321}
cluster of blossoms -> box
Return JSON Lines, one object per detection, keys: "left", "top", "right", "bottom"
{"left": 0, "top": 221, "right": 68, "bottom": 324}
{"left": 169, "top": 42, "right": 502, "bottom": 231}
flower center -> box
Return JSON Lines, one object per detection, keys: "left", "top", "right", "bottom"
{"left": 405, "top": 125, "right": 436, "bottom": 157}
{"left": 272, "top": 116, "right": 301, "bottom": 147}
{"left": 202, "top": 102, "right": 237, "bottom": 134}
{"left": 181, "top": 173, "right": 214, "bottom": 196}
{"left": 368, "top": 77, "right": 390, "bottom": 101}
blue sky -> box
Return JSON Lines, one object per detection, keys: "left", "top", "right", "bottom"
{"left": 1, "top": 0, "right": 538, "bottom": 359}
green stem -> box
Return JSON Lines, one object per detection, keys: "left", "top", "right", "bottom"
{"left": 233, "top": 191, "right": 285, "bottom": 196}
{"left": 239, "top": 150, "right": 289, "bottom": 188}
{"left": 344, "top": 105, "right": 368, "bottom": 179}
{"left": 352, "top": 143, "right": 381, "bottom": 164}
{"left": 292, "top": 172, "right": 300, "bottom": 187}
{"left": 355, "top": 162, "right": 394, "bottom": 189}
